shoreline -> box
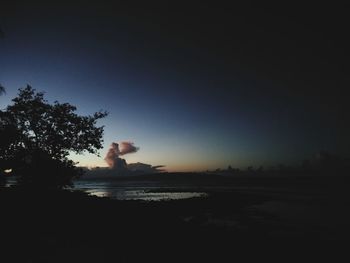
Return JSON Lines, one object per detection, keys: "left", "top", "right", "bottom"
{"left": 1, "top": 175, "right": 350, "bottom": 262}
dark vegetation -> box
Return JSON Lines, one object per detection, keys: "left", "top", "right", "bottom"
{"left": 1, "top": 88, "right": 350, "bottom": 262}
{"left": 0, "top": 86, "right": 107, "bottom": 188}
{"left": 0, "top": 85, "right": 5, "bottom": 95}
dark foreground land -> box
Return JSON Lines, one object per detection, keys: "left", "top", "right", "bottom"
{"left": 1, "top": 175, "right": 350, "bottom": 262}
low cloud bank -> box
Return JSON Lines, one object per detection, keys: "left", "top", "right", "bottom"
{"left": 84, "top": 163, "right": 165, "bottom": 178}
{"left": 84, "top": 141, "right": 165, "bottom": 178}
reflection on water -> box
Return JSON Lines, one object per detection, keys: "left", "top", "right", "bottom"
{"left": 74, "top": 180, "right": 208, "bottom": 201}
{"left": 87, "top": 189, "right": 207, "bottom": 201}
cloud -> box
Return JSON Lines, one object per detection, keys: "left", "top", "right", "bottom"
{"left": 127, "top": 162, "right": 165, "bottom": 173}
{"left": 85, "top": 162, "right": 165, "bottom": 178}
{"left": 101, "top": 141, "right": 164, "bottom": 176}
{"left": 104, "top": 142, "right": 139, "bottom": 169}
{"left": 104, "top": 142, "right": 119, "bottom": 168}
{"left": 118, "top": 141, "right": 139, "bottom": 155}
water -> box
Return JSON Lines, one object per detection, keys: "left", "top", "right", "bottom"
{"left": 72, "top": 178, "right": 308, "bottom": 201}
{"left": 74, "top": 179, "right": 208, "bottom": 201}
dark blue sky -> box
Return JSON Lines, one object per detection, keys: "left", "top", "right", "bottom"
{"left": 1, "top": 1, "right": 349, "bottom": 170}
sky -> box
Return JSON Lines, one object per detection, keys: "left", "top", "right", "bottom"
{"left": 1, "top": 1, "right": 349, "bottom": 171}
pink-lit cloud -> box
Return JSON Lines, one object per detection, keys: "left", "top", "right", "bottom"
{"left": 104, "top": 142, "right": 139, "bottom": 169}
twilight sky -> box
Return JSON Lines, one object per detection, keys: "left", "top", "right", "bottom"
{"left": 1, "top": 1, "right": 349, "bottom": 171}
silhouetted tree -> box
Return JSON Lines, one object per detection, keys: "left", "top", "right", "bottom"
{"left": 0, "top": 86, "right": 108, "bottom": 188}
{"left": 0, "top": 97, "right": 19, "bottom": 187}
{"left": 1, "top": 26, "right": 5, "bottom": 95}
{"left": 0, "top": 85, "right": 5, "bottom": 95}
{"left": 0, "top": 110, "right": 20, "bottom": 167}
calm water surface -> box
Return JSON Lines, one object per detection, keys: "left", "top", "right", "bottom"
{"left": 74, "top": 179, "right": 208, "bottom": 201}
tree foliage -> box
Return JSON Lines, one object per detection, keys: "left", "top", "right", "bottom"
{"left": 0, "top": 85, "right": 108, "bottom": 188}
{"left": 0, "top": 85, "right": 5, "bottom": 95}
